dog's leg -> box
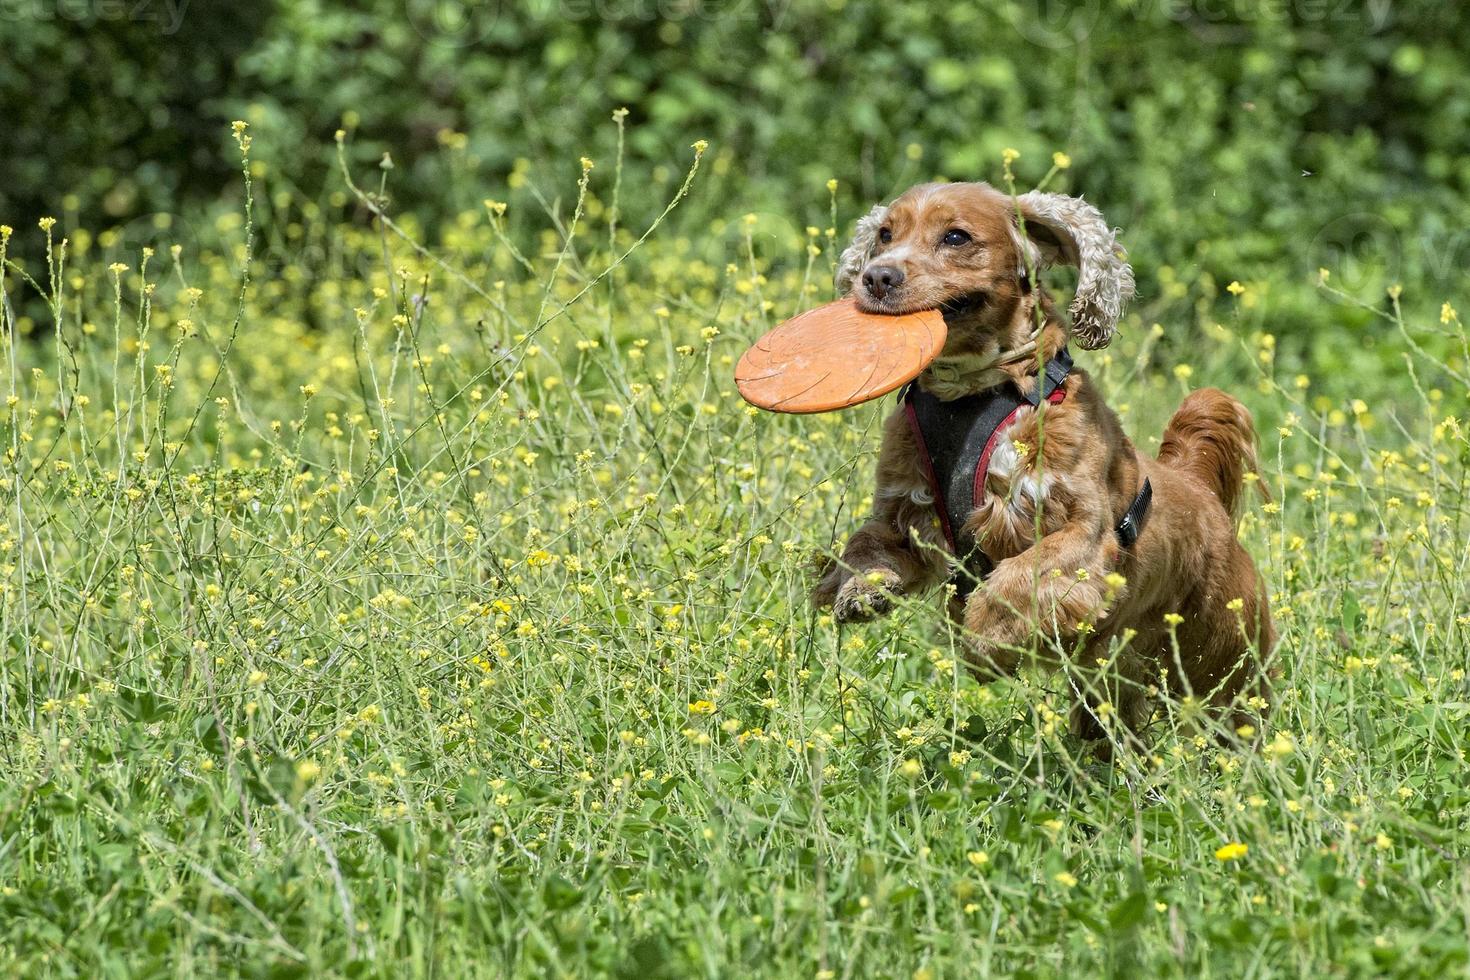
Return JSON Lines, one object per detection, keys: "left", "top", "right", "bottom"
{"left": 814, "top": 521, "right": 926, "bottom": 623}
{"left": 1066, "top": 647, "right": 1154, "bottom": 757}
{"left": 960, "top": 523, "right": 1118, "bottom": 675}
{"left": 812, "top": 410, "right": 948, "bottom": 623}
{"left": 968, "top": 526, "right": 1156, "bottom": 756}
{"left": 1177, "top": 549, "right": 1277, "bottom": 740}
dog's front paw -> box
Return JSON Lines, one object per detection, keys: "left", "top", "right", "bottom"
{"left": 832, "top": 568, "right": 902, "bottom": 624}
{"left": 959, "top": 596, "right": 1025, "bottom": 678}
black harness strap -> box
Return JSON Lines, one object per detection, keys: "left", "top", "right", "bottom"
{"left": 907, "top": 384, "right": 1031, "bottom": 548}
{"left": 902, "top": 348, "right": 1152, "bottom": 599}
{"left": 1027, "top": 347, "right": 1073, "bottom": 407}
{"left": 1116, "top": 478, "right": 1153, "bottom": 549}
{"left": 905, "top": 349, "right": 1074, "bottom": 553}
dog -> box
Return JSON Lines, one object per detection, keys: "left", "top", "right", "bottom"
{"left": 812, "top": 181, "right": 1275, "bottom": 750}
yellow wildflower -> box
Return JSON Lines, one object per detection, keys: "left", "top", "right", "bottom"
{"left": 1215, "top": 842, "right": 1249, "bottom": 861}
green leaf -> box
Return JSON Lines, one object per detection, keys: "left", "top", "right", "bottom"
{"left": 542, "top": 874, "right": 581, "bottom": 911}
{"left": 925, "top": 791, "right": 958, "bottom": 811}
{"left": 1341, "top": 591, "right": 1364, "bottom": 639}
{"left": 1108, "top": 891, "right": 1148, "bottom": 932}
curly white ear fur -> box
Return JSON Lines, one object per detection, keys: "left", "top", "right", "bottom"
{"left": 834, "top": 204, "right": 887, "bottom": 295}
{"left": 1014, "top": 191, "right": 1134, "bottom": 350}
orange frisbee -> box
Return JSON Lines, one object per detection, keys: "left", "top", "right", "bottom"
{"left": 735, "top": 298, "right": 947, "bottom": 414}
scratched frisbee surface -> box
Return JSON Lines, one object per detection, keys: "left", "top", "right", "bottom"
{"left": 735, "top": 298, "right": 947, "bottom": 413}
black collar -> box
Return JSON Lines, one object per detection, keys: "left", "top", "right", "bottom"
{"left": 1115, "top": 478, "right": 1152, "bottom": 549}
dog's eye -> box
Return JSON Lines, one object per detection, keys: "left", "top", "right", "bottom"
{"left": 878, "top": 227, "right": 892, "bottom": 244}
{"left": 941, "top": 229, "right": 972, "bottom": 247}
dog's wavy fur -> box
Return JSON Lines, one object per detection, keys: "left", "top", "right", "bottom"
{"left": 814, "top": 182, "right": 1274, "bottom": 750}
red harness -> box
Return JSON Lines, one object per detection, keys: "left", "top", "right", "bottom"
{"left": 899, "top": 347, "right": 1152, "bottom": 598}
{"left": 902, "top": 354, "right": 1071, "bottom": 554}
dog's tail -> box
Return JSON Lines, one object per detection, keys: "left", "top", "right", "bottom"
{"left": 1157, "top": 388, "right": 1264, "bottom": 520}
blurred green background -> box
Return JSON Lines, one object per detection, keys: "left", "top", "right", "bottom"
{"left": 5, "top": 0, "right": 1469, "bottom": 338}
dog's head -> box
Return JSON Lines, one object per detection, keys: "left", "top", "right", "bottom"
{"left": 835, "top": 182, "right": 1133, "bottom": 350}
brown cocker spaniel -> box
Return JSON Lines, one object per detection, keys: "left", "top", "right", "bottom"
{"left": 813, "top": 182, "right": 1274, "bottom": 750}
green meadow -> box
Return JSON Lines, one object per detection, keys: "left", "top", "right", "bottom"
{"left": 2, "top": 2, "right": 1468, "bottom": 976}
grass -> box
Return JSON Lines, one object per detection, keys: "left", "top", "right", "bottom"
{"left": 1, "top": 128, "right": 1468, "bottom": 977}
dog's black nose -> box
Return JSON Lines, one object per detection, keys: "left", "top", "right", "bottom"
{"left": 862, "top": 265, "right": 904, "bottom": 300}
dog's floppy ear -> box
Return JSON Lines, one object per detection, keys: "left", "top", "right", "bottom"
{"left": 834, "top": 204, "right": 887, "bottom": 295}
{"left": 1013, "top": 191, "right": 1134, "bottom": 350}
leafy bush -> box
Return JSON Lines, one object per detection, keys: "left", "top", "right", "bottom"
{"left": 0, "top": 1, "right": 269, "bottom": 222}
{"left": 7, "top": 1, "right": 1470, "bottom": 335}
